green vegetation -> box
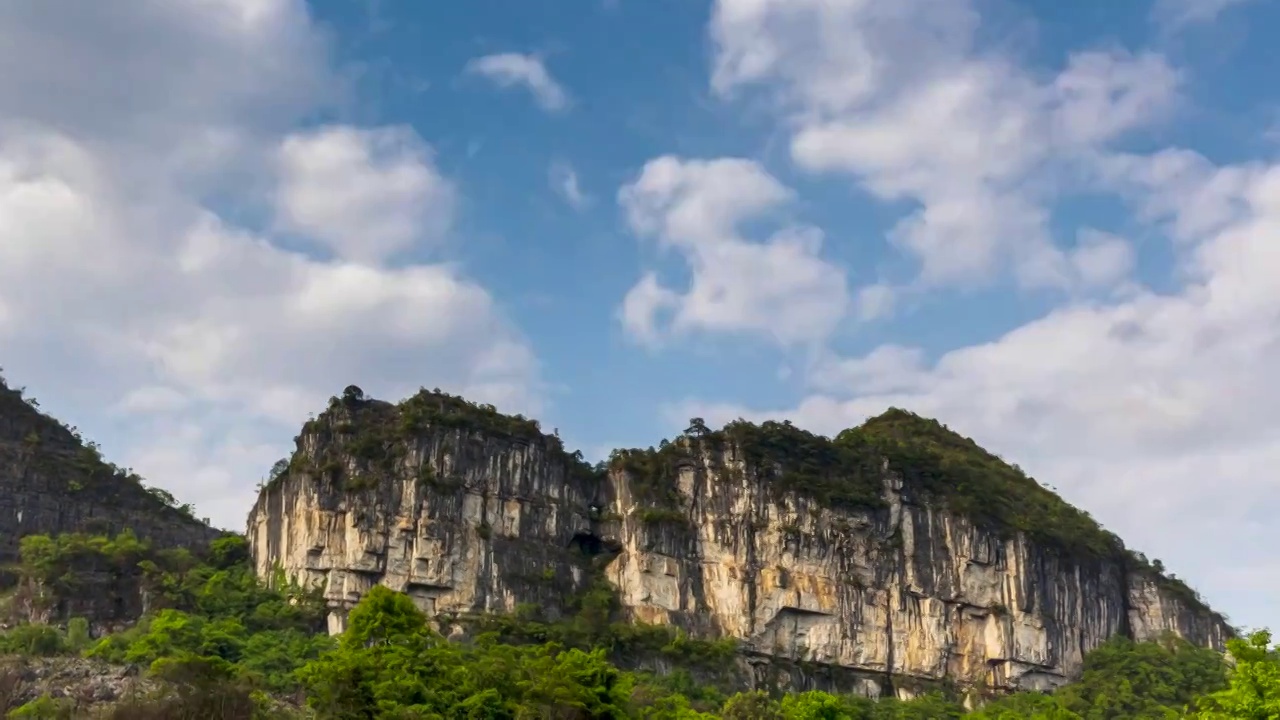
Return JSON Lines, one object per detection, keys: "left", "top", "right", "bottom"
{"left": 847, "top": 409, "right": 1123, "bottom": 560}
{"left": 271, "top": 385, "right": 605, "bottom": 495}
{"left": 723, "top": 419, "right": 888, "bottom": 511}
{"left": 607, "top": 417, "right": 887, "bottom": 511}
{"left": 0, "top": 370, "right": 204, "bottom": 525}
{"left": 260, "top": 384, "right": 1208, "bottom": 618}
{"left": 468, "top": 574, "right": 739, "bottom": 681}
{"left": 5, "top": 533, "right": 332, "bottom": 693}
{"left": 0, "top": 532, "right": 329, "bottom": 718}
{"left": 4, "top": 375, "right": 1242, "bottom": 716}
{"left": 635, "top": 507, "right": 691, "bottom": 526}
{"left": 609, "top": 443, "right": 693, "bottom": 507}
{"left": 851, "top": 410, "right": 1217, "bottom": 618}
{"left": 621, "top": 409, "right": 1128, "bottom": 564}
{"left": 609, "top": 408, "right": 1209, "bottom": 617}
{"left": 1126, "top": 551, "right": 1218, "bottom": 618}
{"left": 0, "top": 533, "right": 1274, "bottom": 718}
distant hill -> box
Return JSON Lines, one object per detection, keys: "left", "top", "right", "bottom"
{"left": 0, "top": 369, "right": 222, "bottom": 580}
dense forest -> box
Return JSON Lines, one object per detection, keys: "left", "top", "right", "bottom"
{"left": 0, "top": 532, "right": 1274, "bottom": 719}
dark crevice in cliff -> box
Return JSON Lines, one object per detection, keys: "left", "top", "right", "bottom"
{"left": 680, "top": 466, "right": 711, "bottom": 625}
{"left": 881, "top": 491, "right": 905, "bottom": 700}
{"left": 1118, "top": 567, "right": 1136, "bottom": 642}
{"left": 569, "top": 530, "right": 620, "bottom": 558}
{"left": 882, "top": 591, "right": 897, "bottom": 700}
{"left": 743, "top": 474, "right": 763, "bottom": 637}
{"left": 477, "top": 490, "right": 500, "bottom": 611}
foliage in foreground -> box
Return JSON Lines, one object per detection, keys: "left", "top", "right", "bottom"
{"left": 0, "top": 532, "right": 1276, "bottom": 718}
{"left": 292, "top": 589, "right": 1278, "bottom": 720}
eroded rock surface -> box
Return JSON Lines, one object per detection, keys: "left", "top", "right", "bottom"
{"left": 0, "top": 656, "right": 152, "bottom": 709}
{"left": 247, "top": 389, "right": 1230, "bottom": 696}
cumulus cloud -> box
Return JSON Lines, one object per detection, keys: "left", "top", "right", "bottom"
{"left": 617, "top": 156, "right": 849, "bottom": 347}
{"left": 853, "top": 283, "right": 896, "bottom": 322}
{"left": 674, "top": 145, "right": 1280, "bottom": 631}
{"left": 710, "top": 0, "right": 1180, "bottom": 298}
{"left": 0, "top": 0, "right": 540, "bottom": 529}
{"left": 464, "top": 53, "right": 570, "bottom": 113}
{"left": 275, "top": 125, "right": 456, "bottom": 264}
{"left": 656, "top": 0, "right": 1280, "bottom": 631}
{"left": 1069, "top": 229, "right": 1137, "bottom": 290}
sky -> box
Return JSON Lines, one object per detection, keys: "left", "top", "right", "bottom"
{"left": 0, "top": 0, "right": 1277, "bottom": 632}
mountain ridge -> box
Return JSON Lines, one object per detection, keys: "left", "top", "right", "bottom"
{"left": 0, "top": 370, "right": 222, "bottom": 580}
{"left": 247, "top": 385, "right": 1232, "bottom": 698}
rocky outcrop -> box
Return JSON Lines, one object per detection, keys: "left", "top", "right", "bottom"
{"left": 247, "top": 389, "right": 599, "bottom": 636}
{"left": 0, "top": 656, "right": 154, "bottom": 712}
{"left": 0, "top": 376, "right": 221, "bottom": 579}
{"left": 247, "top": 388, "right": 1232, "bottom": 697}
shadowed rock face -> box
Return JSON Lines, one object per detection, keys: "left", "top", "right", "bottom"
{"left": 0, "top": 376, "right": 223, "bottom": 629}
{"left": 0, "top": 379, "right": 221, "bottom": 572}
{"left": 247, "top": 389, "right": 1231, "bottom": 697}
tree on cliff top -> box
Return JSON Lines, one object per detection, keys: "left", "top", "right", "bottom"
{"left": 341, "top": 385, "right": 366, "bottom": 403}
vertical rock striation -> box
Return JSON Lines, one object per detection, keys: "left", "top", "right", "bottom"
{"left": 247, "top": 388, "right": 604, "bottom": 635}
{"left": 247, "top": 388, "right": 1232, "bottom": 695}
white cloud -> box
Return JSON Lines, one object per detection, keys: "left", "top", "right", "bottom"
{"left": 0, "top": 0, "right": 541, "bottom": 530}
{"left": 549, "top": 160, "right": 590, "bottom": 210}
{"left": 619, "top": 273, "right": 680, "bottom": 348}
{"left": 674, "top": 148, "right": 1280, "bottom": 632}
{"left": 617, "top": 156, "right": 849, "bottom": 347}
{"left": 1070, "top": 229, "right": 1137, "bottom": 289}
{"left": 113, "top": 386, "right": 191, "bottom": 416}
{"left": 1098, "top": 149, "right": 1262, "bottom": 244}
{"left": 1151, "top": 0, "right": 1258, "bottom": 30}
{"left": 854, "top": 283, "right": 896, "bottom": 322}
{"left": 0, "top": 0, "right": 331, "bottom": 187}
{"left": 652, "top": 0, "right": 1280, "bottom": 632}
{"left": 464, "top": 53, "right": 570, "bottom": 113}
{"left": 275, "top": 125, "right": 455, "bottom": 264}
{"left": 710, "top": 0, "right": 1180, "bottom": 295}
{"left": 808, "top": 345, "right": 926, "bottom": 396}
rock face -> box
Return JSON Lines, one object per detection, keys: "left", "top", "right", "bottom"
{"left": 0, "top": 377, "right": 221, "bottom": 577}
{"left": 247, "top": 388, "right": 1232, "bottom": 697}
{"left": 0, "top": 656, "right": 154, "bottom": 712}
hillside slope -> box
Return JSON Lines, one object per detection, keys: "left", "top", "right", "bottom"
{"left": 0, "top": 372, "right": 221, "bottom": 582}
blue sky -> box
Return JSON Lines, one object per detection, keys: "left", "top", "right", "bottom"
{"left": 0, "top": 0, "right": 1277, "bottom": 632}
{"left": 301, "top": 0, "right": 1280, "bottom": 455}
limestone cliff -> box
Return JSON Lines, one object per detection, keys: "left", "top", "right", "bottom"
{"left": 247, "top": 387, "right": 1231, "bottom": 697}
{"left": 0, "top": 374, "right": 221, "bottom": 585}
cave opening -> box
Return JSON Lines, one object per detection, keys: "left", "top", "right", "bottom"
{"left": 568, "top": 530, "right": 621, "bottom": 558}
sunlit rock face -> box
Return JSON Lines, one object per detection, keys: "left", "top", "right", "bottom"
{"left": 247, "top": 391, "right": 1230, "bottom": 696}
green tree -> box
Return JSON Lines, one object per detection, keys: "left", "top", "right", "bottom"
{"left": 1196, "top": 630, "right": 1280, "bottom": 719}
{"left": 722, "top": 691, "right": 784, "bottom": 720}
{"left": 872, "top": 693, "right": 964, "bottom": 719}
{"left": 965, "top": 692, "right": 1080, "bottom": 720}
{"left": 779, "top": 690, "right": 853, "bottom": 720}
{"left": 1053, "top": 634, "right": 1226, "bottom": 718}
{"left": 64, "top": 618, "right": 91, "bottom": 653}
